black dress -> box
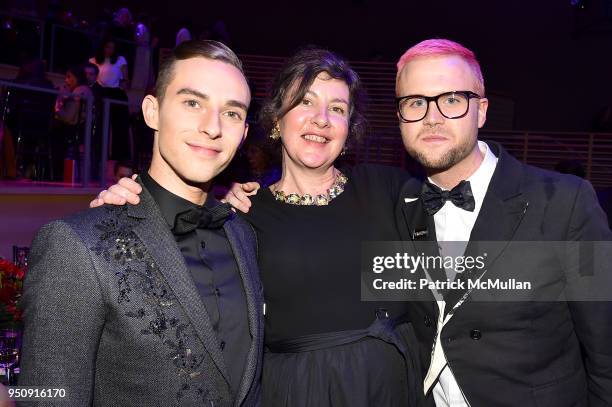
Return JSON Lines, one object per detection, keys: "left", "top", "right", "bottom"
{"left": 242, "top": 164, "right": 420, "bottom": 407}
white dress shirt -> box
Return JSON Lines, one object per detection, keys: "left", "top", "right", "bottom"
{"left": 423, "top": 141, "right": 498, "bottom": 407}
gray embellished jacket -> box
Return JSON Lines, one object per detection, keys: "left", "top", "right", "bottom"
{"left": 19, "top": 186, "right": 264, "bottom": 407}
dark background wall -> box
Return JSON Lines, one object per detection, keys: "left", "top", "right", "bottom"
{"left": 23, "top": 0, "right": 612, "bottom": 132}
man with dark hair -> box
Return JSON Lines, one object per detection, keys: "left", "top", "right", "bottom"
{"left": 395, "top": 39, "right": 612, "bottom": 407}
{"left": 19, "top": 40, "right": 263, "bottom": 406}
{"left": 154, "top": 39, "right": 245, "bottom": 104}
{"left": 84, "top": 62, "right": 103, "bottom": 100}
{"left": 83, "top": 62, "right": 100, "bottom": 88}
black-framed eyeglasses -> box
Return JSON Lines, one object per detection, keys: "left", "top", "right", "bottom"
{"left": 396, "top": 91, "right": 482, "bottom": 123}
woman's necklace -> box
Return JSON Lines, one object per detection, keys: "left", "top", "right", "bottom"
{"left": 272, "top": 170, "right": 348, "bottom": 206}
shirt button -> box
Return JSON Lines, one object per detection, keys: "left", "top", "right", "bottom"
{"left": 200, "top": 241, "right": 206, "bottom": 249}
{"left": 424, "top": 316, "right": 432, "bottom": 327}
{"left": 445, "top": 336, "right": 454, "bottom": 344}
{"left": 220, "top": 341, "right": 226, "bottom": 350}
{"left": 470, "top": 329, "right": 482, "bottom": 340}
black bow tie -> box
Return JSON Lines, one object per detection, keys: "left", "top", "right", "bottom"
{"left": 172, "top": 203, "right": 232, "bottom": 235}
{"left": 421, "top": 180, "right": 476, "bottom": 216}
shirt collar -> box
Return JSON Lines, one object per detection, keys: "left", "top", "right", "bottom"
{"left": 467, "top": 140, "right": 498, "bottom": 207}
{"left": 140, "top": 172, "right": 220, "bottom": 229}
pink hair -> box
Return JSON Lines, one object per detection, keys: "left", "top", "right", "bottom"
{"left": 396, "top": 39, "right": 485, "bottom": 96}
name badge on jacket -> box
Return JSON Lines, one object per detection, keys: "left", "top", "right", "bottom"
{"left": 412, "top": 228, "right": 428, "bottom": 240}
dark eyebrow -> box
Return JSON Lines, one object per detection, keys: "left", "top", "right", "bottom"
{"left": 226, "top": 100, "right": 249, "bottom": 112}
{"left": 176, "top": 88, "right": 209, "bottom": 100}
{"left": 305, "top": 90, "right": 349, "bottom": 106}
{"left": 330, "top": 97, "right": 349, "bottom": 105}
{"left": 176, "top": 87, "right": 248, "bottom": 112}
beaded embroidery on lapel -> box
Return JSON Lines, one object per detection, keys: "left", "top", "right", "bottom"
{"left": 91, "top": 206, "right": 221, "bottom": 403}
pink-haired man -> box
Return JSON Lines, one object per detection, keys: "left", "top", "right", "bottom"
{"left": 395, "top": 39, "right": 612, "bottom": 407}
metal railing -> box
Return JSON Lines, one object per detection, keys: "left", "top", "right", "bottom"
{"left": 0, "top": 80, "right": 93, "bottom": 183}
{"left": 99, "top": 97, "right": 131, "bottom": 188}
{"left": 480, "top": 130, "right": 612, "bottom": 188}
{"left": 0, "top": 79, "right": 134, "bottom": 187}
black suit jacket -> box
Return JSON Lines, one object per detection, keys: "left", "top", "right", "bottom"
{"left": 396, "top": 142, "right": 612, "bottom": 407}
{"left": 20, "top": 183, "right": 264, "bottom": 406}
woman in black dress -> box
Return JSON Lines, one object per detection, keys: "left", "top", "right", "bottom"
{"left": 93, "top": 48, "right": 421, "bottom": 407}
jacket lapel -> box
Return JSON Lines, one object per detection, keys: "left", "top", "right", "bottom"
{"left": 223, "top": 218, "right": 262, "bottom": 406}
{"left": 397, "top": 178, "right": 442, "bottom": 308}
{"left": 398, "top": 178, "right": 437, "bottom": 243}
{"left": 127, "top": 182, "right": 231, "bottom": 387}
{"left": 444, "top": 142, "right": 529, "bottom": 314}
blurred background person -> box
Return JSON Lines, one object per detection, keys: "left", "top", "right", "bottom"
{"left": 54, "top": 65, "right": 92, "bottom": 126}
{"left": 51, "top": 64, "right": 93, "bottom": 181}
{"left": 243, "top": 128, "right": 280, "bottom": 187}
{"left": 84, "top": 63, "right": 101, "bottom": 91}
{"left": 89, "top": 38, "right": 131, "bottom": 164}
{"left": 89, "top": 38, "right": 128, "bottom": 90}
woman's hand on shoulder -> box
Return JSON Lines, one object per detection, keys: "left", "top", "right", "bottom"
{"left": 223, "top": 182, "right": 261, "bottom": 213}
{"left": 89, "top": 174, "right": 142, "bottom": 208}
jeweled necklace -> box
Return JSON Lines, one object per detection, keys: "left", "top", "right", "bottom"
{"left": 272, "top": 170, "right": 348, "bottom": 206}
